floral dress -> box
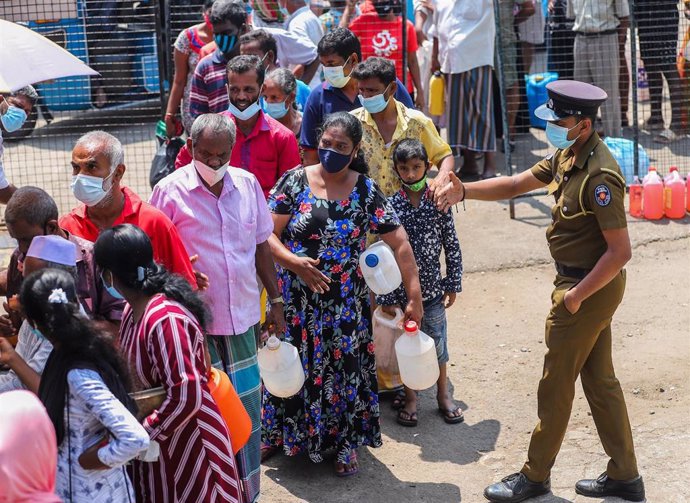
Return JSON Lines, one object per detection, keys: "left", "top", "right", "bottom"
{"left": 262, "top": 168, "right": 400, "bottom": 465}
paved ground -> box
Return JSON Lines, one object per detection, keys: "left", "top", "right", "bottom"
{"left": 0, "top": 158, "right": 687, "bottom": 503}
{"left": 259, "top": 197, "right": 690, "bottom": 503}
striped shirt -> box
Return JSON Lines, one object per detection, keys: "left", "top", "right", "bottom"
{"left": 120, "top": 295, "right": 242, "bottom": 503}
{"left": 189, "top": 49, "right": 231, "bottom": 118}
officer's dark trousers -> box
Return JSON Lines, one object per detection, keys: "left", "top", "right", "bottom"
{"left": 521, "top": 270, "right": 639, "bottom": 483}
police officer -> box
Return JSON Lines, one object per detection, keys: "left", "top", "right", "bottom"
{"left": 442, "top": 80, "right": 645, "bottom": 502}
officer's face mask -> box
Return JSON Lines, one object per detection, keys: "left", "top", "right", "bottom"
{"left": 545, "top": 120, "right": 583, "bottom": 150}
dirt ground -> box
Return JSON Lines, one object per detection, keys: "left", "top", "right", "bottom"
{"left": 0, "top": 191, "right": 686, "bottom": 503}
{"left": 259, "top": 197, "right": 690, "bottom": 503}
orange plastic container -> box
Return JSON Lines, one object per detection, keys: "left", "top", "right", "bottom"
{"left": 629, "top": 176, "right": 642, "bottom": 218}
{"left": 207, "top": 367, "right": 252, "bottom": 454}
{"left": 642, "top": 167, "right": 664, "bottom": 220}
{"left": 663, "top": 167, "right": 686, "bottom": 219}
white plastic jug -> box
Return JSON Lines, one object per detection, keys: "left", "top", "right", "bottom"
{"left": 372, "top": 306, "right": 404, "bottom": 374}
{"left": 359, "top": 241, "right": 402, "bottom": 295}
{"left": 394, "top": 321, "right": 440, "bottom": 391}
{"left": 257, "top": 336, "right": 305, "bottom": 398}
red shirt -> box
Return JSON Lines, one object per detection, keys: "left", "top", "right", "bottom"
{"left": 175, "top": 110, "right": 301, "bottom": 198}
{"left": 349, "top": 13, "right": 418, "bottom": 93}
{"left": 59, "top": 187, "right": 196, "bottom": 286}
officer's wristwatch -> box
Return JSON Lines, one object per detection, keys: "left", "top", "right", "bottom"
{"left": 269, "top": 295, "right": 285, "bottom": 305}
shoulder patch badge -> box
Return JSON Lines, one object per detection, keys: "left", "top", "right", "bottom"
{"left": 594, "top": 184, "right": 611, "bottom": 207}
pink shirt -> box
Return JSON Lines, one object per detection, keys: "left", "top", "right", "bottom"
{"left": 174, "top": 111, "right": 301, "bottom": 199}
{"left": 149, "top": 164, "right": 274, "bottom": 335}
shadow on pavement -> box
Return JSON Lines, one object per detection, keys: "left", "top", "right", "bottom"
{"left": 380, "top": 384, "right": 501, "bottom": 467}
{"left": 263, "top": 447, "right": 462, "bottom": 503}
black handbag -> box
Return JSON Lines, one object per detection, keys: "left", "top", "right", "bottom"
{"left": 149, "top": 137, "right": 185, "bottom": 189}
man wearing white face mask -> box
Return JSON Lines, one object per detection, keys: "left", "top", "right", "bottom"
{"left": 299, "top": 27, "right": 414, "bottom": 166}
{"left": 59, "top": 131, "right": 197, "bottom": 288}
{"left": 150, "top": 113, "right": 285, "bottom": 503}
{"left": 0, "top": 86, "right": 38, "bottom": 204}
{"left": 175, "top": 55, "right": 301, "bottom": 198}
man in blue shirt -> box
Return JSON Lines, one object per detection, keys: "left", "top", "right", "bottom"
{"left": 300, "top": 27, "right": 414, "bottom": 165}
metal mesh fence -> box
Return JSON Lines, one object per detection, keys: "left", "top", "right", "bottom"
{"left": 0, "top": 0, "right": 208, "bottom": 218}
{"left": 2, "top": 0, "right": 687, "bottom": 222}
{"left": 492, "top": 0, "right": 690, "bottom": 184}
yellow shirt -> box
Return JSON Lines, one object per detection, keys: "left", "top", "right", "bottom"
{"left": 351, "top": 100, "right": 453, "bottom": 197}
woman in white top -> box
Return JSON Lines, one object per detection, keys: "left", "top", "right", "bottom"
{"left": 22, "top": 268, "right": 149, "bottom": 503}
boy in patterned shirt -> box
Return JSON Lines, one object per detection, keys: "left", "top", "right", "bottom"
{"left": 378, "top": 139, "right": 463, "bottom": 427}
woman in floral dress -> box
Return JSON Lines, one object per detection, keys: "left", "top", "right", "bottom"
{"left": 262, "top": 112, "right": 423, "bottom": 476}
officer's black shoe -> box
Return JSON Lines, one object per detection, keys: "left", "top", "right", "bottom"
{"left": 483, "top": 472, "right": 551, "bottom": 502}
{"left": 575, "top": 473, "right": 645, "bottom": 501}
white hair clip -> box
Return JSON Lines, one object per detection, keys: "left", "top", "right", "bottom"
{"left": 48, "top": 288, "right": 69, "bottom": 304}
{"left": 137, "top": 266, "right": 146, "bottom": 282}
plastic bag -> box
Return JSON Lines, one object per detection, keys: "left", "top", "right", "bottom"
{"left": 150, "top": 137, "right": 184, "bottom": 189}
{"left": 602, "top": 137, "right": 650, "bottom": 185}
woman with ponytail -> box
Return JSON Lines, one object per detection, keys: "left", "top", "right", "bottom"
{"left": 94, "top": 223, "right": 242, "bottom": 503}
{"left": 262, "top": 112, "right": 423, "bottom": 476}
{"left": 21, "top": 268, "right": 149, "bottom": 502}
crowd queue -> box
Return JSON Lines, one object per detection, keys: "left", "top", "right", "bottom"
{"left": 0, "top": 0, "right": 664, "bottom": 501}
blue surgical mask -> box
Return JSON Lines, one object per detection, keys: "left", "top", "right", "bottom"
{"left": 358, "top": 84, "right": 391, "bottom": 114}
{"left": 318, "top": 148, "right": 353, "bottom": 173}
{"left": 100, "top": 271, "right": 125, "bottom": 300}
{"left": 70, "top": 172, "right": 114, "bottom": 207}
{"left": 264, "top": 99, "right": 289, "bottom": 119}
{"left": 1, "top": 98, "right": 28, "bottom": 133}
{"left": 215, "top": 33, "right": 237, "bottom": 55}
{"left": 228, "top": 99, "right": 261, "bottom": 121}
{"left": 545, "top": 121, "right": 582, "bottom": 150}
{"left": 279, "top": 5, "right": 290, "bottom": 16}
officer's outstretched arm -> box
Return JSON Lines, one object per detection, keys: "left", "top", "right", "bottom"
{"left": 462, "top": 169, "right": 546, "bottom": 202}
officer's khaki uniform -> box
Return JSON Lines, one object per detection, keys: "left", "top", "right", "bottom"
{"left": 521, "top": 132, "right": 639, "bottom": 483}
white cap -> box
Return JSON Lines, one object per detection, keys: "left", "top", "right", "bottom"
{"left": 26, "top": 235, "right": 78, "bottom": 267}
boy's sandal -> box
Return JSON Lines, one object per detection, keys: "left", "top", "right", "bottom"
{"left": 397, "top": 409, "right": 418, "bottom": 427}
{"left": 391, "top": 390, "right": 406, "bottom": 410}
{"left": 260, "top": 445, "right": 279, "bottom": 462}
{"left": 438, "top": 406, "right": 465, "bottom": 424}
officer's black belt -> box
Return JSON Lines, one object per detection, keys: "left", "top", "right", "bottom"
{"left": 555, "top": 262, "right": 591, "bottom": 279}
{"left": 574, "top": 29, "right": 618, "bottom": 37}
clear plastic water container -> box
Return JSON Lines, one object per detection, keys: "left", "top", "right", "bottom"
{"left": 372, "top": 306, "right": 404, "bottom": 374}
{"left": 359, "top": 241, "right": 402, "bottom": 295}
{"left": 394, "top": 321, "right": 440, "bottom": 391}
{"left": 257, "top": 336, "right": 305, "bottom": 398}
